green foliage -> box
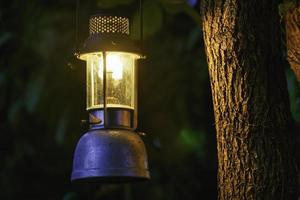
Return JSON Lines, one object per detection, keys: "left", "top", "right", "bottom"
{"left": 0, "top": 0, "right": 211, "bottom": 199}
{"left": 97, "top": 0, "right": 135, "bottom": 8}
{"left": 131, "top": 0, "right": 163, "bottom": 39}
{"left": 63, "top": 192, "right": 78, "bottom": 200}
{"left": 179, "top": 128, "right": 206, "bottom": 158}
{"left": 55, "top": 111, "right": 69, "bottom": 145}
{"left": 25, "top": 74, "right": 44, "bottom": 113}
{"left": 0, "top": 31, "right": 12, "bottom": 47}
{"left": 160, "top": 0, "right": 187, "bottom": 14}
{"left": 0, "top": 1, "right": 299, "bottom": 199}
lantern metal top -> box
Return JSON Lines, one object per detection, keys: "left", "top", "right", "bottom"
{"left": 78, "top": 14, "right": 141, "bottom": 58}
{"left": 89, "top": 15, "right": 130, "bottom": 35}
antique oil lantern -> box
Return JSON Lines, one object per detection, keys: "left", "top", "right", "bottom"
{"left": 71, "top": 14, "right": 150, "bottom": 183}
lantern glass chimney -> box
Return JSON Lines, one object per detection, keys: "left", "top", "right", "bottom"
{"left": 82, "top": 52, "right": 139, "bottom": 111}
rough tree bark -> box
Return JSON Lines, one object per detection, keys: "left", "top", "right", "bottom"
{"left": 200, "top": 1, "right": 299, "bottom": 199}
{"left": 284, "top": 2, "right": 300, "bottom": 82}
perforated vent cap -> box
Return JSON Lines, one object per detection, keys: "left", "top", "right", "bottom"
{"left": 89, "top": 16, "right": 130, "bottom": 35}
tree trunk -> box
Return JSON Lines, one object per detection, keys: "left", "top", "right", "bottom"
{"left": 285, "top": 2, "right": 300, "bottom": 82}
{"left": 200, "top": 1, "right": 299, "bottom": 199}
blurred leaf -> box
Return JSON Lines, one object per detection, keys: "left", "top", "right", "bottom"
{"left": 160, "top": 0, "right": 201, "bottom": 26}
{"left": 187, "top": 27, "right": 201, "bottom": 50}
{"left": 131, "top": 0, "right": 163, "bottom": 39}
{"left": 0, "top": 32, "right": 12, "bottom": 47}
{"left": 161, "top": 0, "right": 186, "bottom": 5}
{"left": 25, "top": 75, "right": 44, "bottom": 113}
{"left": 179, "top": 129, "right": 206, "bottom": 158}
{"left": 97, "top": 0, "right": 134, "bottom": 8}
{"left": 6, "top": 141, "right": 35, "bottom": 168}
{"left": 63, "top": 192, "right": 78, "bottom": 200}
{"left": 55, "top": 111, "right": 69, "bottom": 145}
{"left": 95, "top": 185, "right": 120, "bottom": 198}
{"left": 36, "top": 28, "right": 56, "bottom": 59}
{"left": 8, "top": 100, "right": 23, "bottom": 123}
{"left": 0, "top": 71, "right": 6, "bottom": 85}
{"left": 287, "top": 69, "right": 300, "bottom": 122}
{"left": 160, "top": 0, "right": 186, "bottom": 14}
{"left": 182, "top": 4, "right": 202, "bottom": 27}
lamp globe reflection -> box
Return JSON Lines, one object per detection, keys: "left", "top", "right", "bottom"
{"left": 71, "top": 15, "right": 150, "bottom": 183}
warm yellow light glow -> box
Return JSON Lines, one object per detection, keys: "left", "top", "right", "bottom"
{"left": 98, "top": 54, "right": 123, "bottom": 80}
{"left": 84, "top": 52, "right": 140, "bottom": 110}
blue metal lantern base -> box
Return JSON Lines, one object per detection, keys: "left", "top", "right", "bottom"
{"left": 71, "top": 129, "right": 150, "bottom": 183}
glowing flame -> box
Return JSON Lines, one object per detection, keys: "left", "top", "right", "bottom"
{"left": 98, "top": 54, "right": 123, "bottom": 80}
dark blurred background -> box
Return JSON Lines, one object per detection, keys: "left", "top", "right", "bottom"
{"left": 0, "top": 0, "right": 299, "bottom": 199}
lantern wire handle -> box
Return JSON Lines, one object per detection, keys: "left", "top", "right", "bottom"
{"left": 74, "top": 0, "right": 80, "bottom": 57}
{"left": 139, "top": 0, "right": 145, "bottom": 58}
